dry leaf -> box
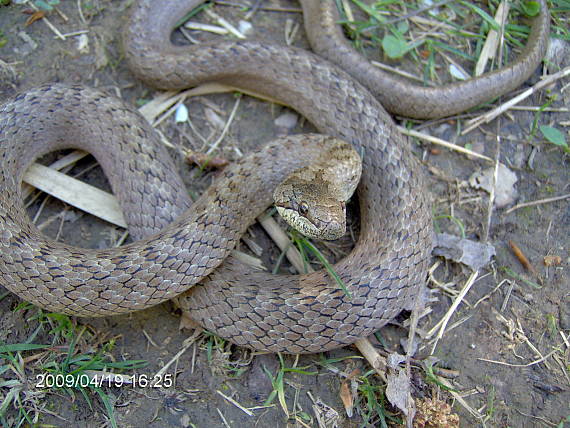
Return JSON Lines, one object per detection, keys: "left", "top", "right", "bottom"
{"left": 339, "top": 380, "right": 353, "bottom": 417}
{"left": 25, "top": 10, "right": 46, "bottom": 26}
{"left": 386, "top": 368, "right": 413, "bottom": 416}
{"left": 433, "top": 233, "right": 496, "bottom": 270}
{"left": 186, "top": 152, "right": 229, "bottom": 169}
{"left": 469, "top": 163, "right": 518, "bottom": 208}
{"left": 509, "top": 240, "right": 538, "bottom": 276}
{"left": 544, "top": 255, "right": 562, "bottom": 266}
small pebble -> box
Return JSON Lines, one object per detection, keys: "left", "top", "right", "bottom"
{"left": 449, "top": 64, "right": 468, "bottom": 80}
{"left": 76, "top": 34, "right": 89, "bottom": 54}
{"left": 175, "top": 103, "right": 188, "bottom": 123}
{"left": 238, "top": 20, "right": 253, "bottom": 35}
{"left": 274, "top": 112, "right": 298, "bottom": 130}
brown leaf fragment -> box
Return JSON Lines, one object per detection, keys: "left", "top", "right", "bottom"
{"left": 186, "top": 151, "right": 229, "bottom": 169}
{"left": 25, "top": 10, "right": 46, "bottom": 26}
{"left": 508, "top": 240, "right": 538, "bottom": 276}
{"left": 544, "top": 255, "right": 562, "bottom": 266}
{"left": 339, "top": 380, "right": 354, "bottom": 417}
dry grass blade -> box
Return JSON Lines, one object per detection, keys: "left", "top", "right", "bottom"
{"left": 399, "top": 127, "right": 493, "bottom": 162}
{"left": 24, "top": 163, "right": 127, "bottom": 228}
{"left": 428, "top": 270, "right": 479, "bottom": 353}
{"left": 478, "top": 348, "right": 560, "bottom": 367}
{"left": 475, "top": 1, "right": 508, "bottom": 76}
{"left": 204, "top": 8, "right": 245, "bottom": 38}
{"left": 216, "top": 390, "right": 254, "bottom": 416}
{"left": 24, "top": 0, "right": 66, "bottom": 40}
{"left": 463, "top": 66, "right": 570, "bottom": 134}
{"left": 23, "top": 150, "right": 88, "bottom": 199}
{"left": 138, "top": 84, "right": 238, "bottom": 123}
{"left": 505, "top": 193, "right": 570, "bottom": 214}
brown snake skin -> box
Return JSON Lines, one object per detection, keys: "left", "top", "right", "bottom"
{"left": 0, "top": 0, "right": 549, "bottom": 353}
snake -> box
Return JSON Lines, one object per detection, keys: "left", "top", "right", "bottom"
{"left": 273, "top": 139, "right": 362, "bottom": 241}
{"left": 0, "top": 0, "right": 549, "bottom": 353}
{"left": 304, "top": 0, "right": 550, "bottom": 118}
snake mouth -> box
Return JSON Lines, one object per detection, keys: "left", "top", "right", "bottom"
{"left": 275, "top": 204, "right": 321, "bottom": 239}
{"left": 274, "top": 202, "right": 346, "bottom": 241}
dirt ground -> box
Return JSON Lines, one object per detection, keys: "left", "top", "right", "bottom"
{"left": 0, "top": 1, "right": 569, "bottom": 427}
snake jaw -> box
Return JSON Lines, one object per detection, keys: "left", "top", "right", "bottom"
{"left": 274, "top": 200, "right": 346, "bottom": 241}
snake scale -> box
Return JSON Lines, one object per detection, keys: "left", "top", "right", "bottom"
{"left": 0, "top": 0, "right": 549, "bottom": 353}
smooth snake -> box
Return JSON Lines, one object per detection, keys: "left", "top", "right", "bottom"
{"left": 0, "top": 0, "right": 549, "bottom": 353}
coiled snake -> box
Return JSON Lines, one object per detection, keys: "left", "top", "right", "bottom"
{"left": 0, "top": 0, "right": 549, "bottom": 353}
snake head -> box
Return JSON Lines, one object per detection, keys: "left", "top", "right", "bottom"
{"left": 274, "top": 182, "right": 347, "bottom": 240}
{"left": 273, "top": 138, "right": 360, "bottom": 241}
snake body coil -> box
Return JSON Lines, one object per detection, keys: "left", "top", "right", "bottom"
{"left": 303, "top": 0, "right": 550, "bottom": 119}
{"left": 0, "top": 0, "right": 548, "bottom": 352}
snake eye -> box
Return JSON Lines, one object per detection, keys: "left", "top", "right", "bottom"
{"left": 299, "top": 202, "right": 309, "bottom": 216}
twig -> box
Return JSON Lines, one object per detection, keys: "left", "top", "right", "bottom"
{"left": 184, "top": 21, "right": 229, "bottom": 35}
{"left": 216, "top": 390, "right": 254, "bottom": 416}
{"left": 429, "top": 270, "right": 479, "bottom": 354}
{"left": 399, "top": 127, "right": 493, "bottom": 162}
{"left": 560, "top": 331, "right": 569, "bottom": 348}
{"left": 438, "top": 377, "right": 484, "bottom": 421}
{"left": 514, "top": 410, "right": 557, "bottom": 427}
{"left": 353, "top": 338, "right": 387, "bottom": 382}
{"left": 59, "top": 30, "right": 89, "bottom": 38}
{"left": 473, "top": 279, "right": 509, "bottom": 308}
{"left": 340, "top": 0, "right": 354, "bottom": 22}
{"left": 206, "top": 94, "right": 241, "bottom": 154}
{"left": 23, "top": 151, "right": 88, "bottom": 199}
{"left": 371, "top": 61, "right": 428, "bottom": 84}
{"left": 216, "top": 408, "right": 231, "bottom": 428}
{"left": 478, "top": 348, "right": 559, "bottom": 367}
{"left": 505, "top": 193, "right": 570, "bottom": 214}
{"left": 214, "top": 0, "right": 302, "bottom": 13}
{"left": 463, "top": 66, "right": 570, "bottom": 134}
{"left": 482, "top": 133, "right": 501, "bottom": 243}
{"left": 204, "top": 8, "right": 245, "bottom": 39}
{"left": 153, "top": 331, "right": 202, "bottom": 379}
{"left": 25, "top": 0, "right": 66, "bottom": 40}
{"left": 500, "top": 280, "right": 514, "bottom": 312}
{"left": 383, "top": 0, "right": 454, "bottom": 26}
{"left": 404, "top": 281, "right": 424, "bottom": 428}
{"left": 509, "top": 106, "right": 569, "bottom": 112}
{"left": 23, "top": 164, "right": 127, "bottom": 228}
{"left": 77, "top": 0, "right": 86, "bottom": 25}
{"left": 142, "top": 330, "right": 160, "bottom": 348}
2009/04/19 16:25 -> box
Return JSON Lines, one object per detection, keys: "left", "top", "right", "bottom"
{"left": 35, "top": 372, "right": 175, "bottom": 388}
